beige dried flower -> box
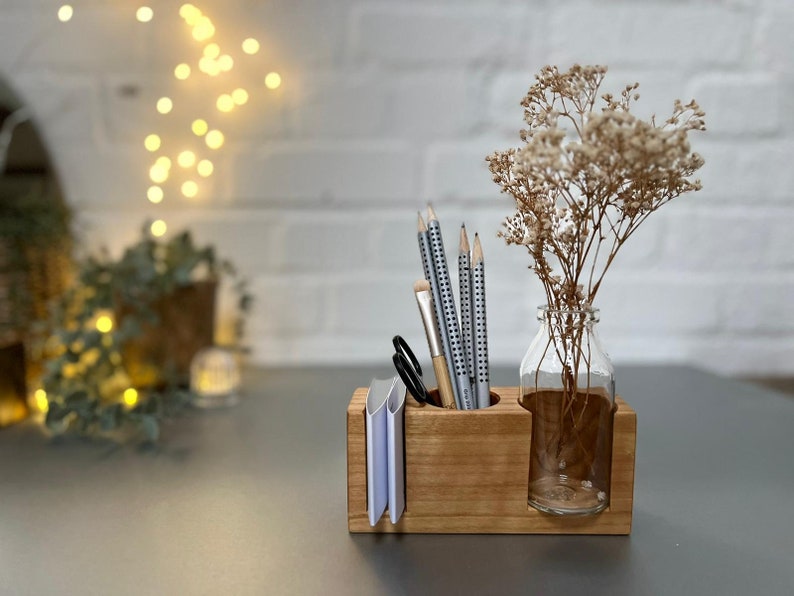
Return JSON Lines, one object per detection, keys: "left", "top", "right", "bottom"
{"left": 487, "top": 64, "right": 705, "bottom": 310}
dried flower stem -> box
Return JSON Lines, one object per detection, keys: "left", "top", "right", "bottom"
{"left": 488, "top": 64, "right": 706, "bottom": 444}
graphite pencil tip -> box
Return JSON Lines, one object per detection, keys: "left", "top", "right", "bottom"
{"left": 427, "top": 203, "right": 438, "bottom": 222}
{"left": 417, "top": 211, "right": 427, "bottom": 232}
{"left": 459, "top": 224, "right": 470, "bottom": 253}
{"left": 472, "top": 233, "right": 484, "bottom": 265}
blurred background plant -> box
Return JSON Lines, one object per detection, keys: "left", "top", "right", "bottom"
{"left": 40, "top": 224, "right": 251, "bottom": 441}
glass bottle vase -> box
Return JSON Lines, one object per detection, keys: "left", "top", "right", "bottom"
{"left": 520, "top": 306, "right": 615, "bottom": 516}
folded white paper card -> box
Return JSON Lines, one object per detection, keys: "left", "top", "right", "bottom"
{"left": 365, "top": 377, "right": 392, "bottom": 525}
{"left": 387, "top": 378, "right": 406, "bottom": 524}
{"left": 365, "top": 376, "right": 406, "bottom": 526}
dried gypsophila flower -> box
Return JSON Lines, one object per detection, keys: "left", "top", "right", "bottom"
{"left": 487, "top": 64, "right": 705, "bottom": 311}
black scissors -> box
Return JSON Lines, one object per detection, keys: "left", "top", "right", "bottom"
{"left": 392, "top": 335, "right": 437, "bottom": 406}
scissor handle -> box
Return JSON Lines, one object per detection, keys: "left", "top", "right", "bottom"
{"left": 392, "top": 335, "right": 422, "bottom": 378}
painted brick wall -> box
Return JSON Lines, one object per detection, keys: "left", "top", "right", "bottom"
{"left": 2, "top": 0, "right": 793, "bottom": 376}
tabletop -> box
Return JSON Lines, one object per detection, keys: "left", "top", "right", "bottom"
{"left": 1, "top": 365, "right": 793, "bottom": 595}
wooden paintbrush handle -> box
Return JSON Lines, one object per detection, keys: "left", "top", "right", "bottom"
{"left": 432, "top": 355, "right": 457, "bottom": 409}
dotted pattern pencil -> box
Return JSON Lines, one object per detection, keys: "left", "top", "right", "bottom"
{"left": 458, "top": 224, "right": 475, "bottom": 394}
{"left": 427, "top": 205, "right": 474, "bottom": 410}
{"left": 418, "top": 212, "right": 458, "bottom": 407}
{"left": 472, "top": 233, "right": 490, "bottom": 408}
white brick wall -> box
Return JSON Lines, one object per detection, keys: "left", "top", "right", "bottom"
{"left": 2, "top": 0, "right": 793, "bottom": 376}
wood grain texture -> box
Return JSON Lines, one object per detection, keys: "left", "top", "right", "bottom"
{"left": 347, "top": 387, "right": 636, "bottom": 534}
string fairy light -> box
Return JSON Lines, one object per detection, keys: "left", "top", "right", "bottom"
{"left": 174, "top": 63, "right": 191, "bottom": 80}
{"left": 205, "top": 129, "right": 224, "bottom": 149}
{"left": 181, "top": 180, "right": 199, "bottom": 198}
{"left": 144, "top": 134, "right": 161, "bottom": 152}
{"left": 136, "top": 6, "right": 154, "bottom": 23}
{"left": 197, "top": 159, "right": 214, "bottom": 177}
{"left": 147, "top": 185, "right": 164, "bottom": 204}
{"left": 216, "top": 94, "right": 234, "bottom": 113}
{"left": 177, "top": 150, "right": 196, "bottom": 168}
{"left": 192, "top": 119, "right": 209, "bottom": 136}
{"left": 55, "top": 3, "right": 285, "bottom": 237}
{"left": 265, "top": 72, "right": 282, "bottom": 90}
{"left": 242, "top": 38, "right": 260, "bottom": 55}
{"left": 156, "top": 97, "right": 173, "bottom": 114}
{"left": 123, "top": 388, "right": 139, "bottom": 407}
{"left": 150, "top": 220, "right": 167, "bottom": 237}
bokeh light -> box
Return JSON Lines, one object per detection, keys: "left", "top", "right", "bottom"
{"left": 203, "top": 43, "right": 220, "bottom": 59}
{"left": 174, "top": 63, "right": 191, "bottom": 80}
{"left": 192, "top": 119, "right": 209, "bottom": 136}
{"left": 197, "top": 159, "right": 214, "bottom": 177}
{"left": 192, "top": 16, "right": 215, "bottom": 41}
{"left": 151, "top": 220, "right": 168, "bottom": 237}
{"left": 57, "top": 5, "right": 74, "bottom": 22}
{"left": 149, "top": 164, "right": 169, "bottom": 183}
{"left": 181, "top": 180, "right": 199, "bottom": 198}
{"left": 155, "top": 156, "right": 172, "bottom": 170}
{"left": 136, "top": 7, "right": 154, "bottom": 23}
{"left": 179, "top": 4, "right": 201, "bottom": 21}
{"left": 96, "top": 315, "right": 114, "bottom": 333}
{"left": 205, "top": 129, "right": 225, "bottom": 149}
{"left": 144, "top": 134, "right": 161, "bottom": 152}
{"left": 156, "top": 97, "right": 173, "bottom": 114}
{"left": 265, "top": 72, "right": 282, "bottom": 90}
{"left": 177, "top": 150, "right": 197, "bottom": 168}
{"left": 147, "top": 186, "right": 164, "bottom": 204}
{"left": 34, "top": 389, "right": 49, "bottom": 413}
{"left": 242, "top": 38, "right": 260, "bottom": 55}
{"left": 232, "top": 88, "right": 249, "bottom": 105}
{"left": 216, "top": 94, "right": 234, "bottom": 112}
{"left": 218, "top": 55, "right": 234, "bottom": 72}
{"left": 123, "top": 388, "right": 139, "bottom": 407}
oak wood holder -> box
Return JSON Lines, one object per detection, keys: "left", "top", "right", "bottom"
{"left": 347, "top": 386, "right": 636, "bottom": 534}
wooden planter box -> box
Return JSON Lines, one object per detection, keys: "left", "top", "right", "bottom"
{"left": 117, "top": 280, "right": 217, "bottom": 388}
{"left": 347, "top": 386, "right": 636, "bottom": 534}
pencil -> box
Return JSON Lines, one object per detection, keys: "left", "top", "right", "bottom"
{"left": 417, "top": 212, "right": 458, "bottom": 408}
{"left": 472, "top": 233, "right": 490, "bottom": 408}
{"left": 427, "top": 205, "right": 474, "bottom": 410}
{"left": 458, "top": 224, "right": 475, "bottom": 399}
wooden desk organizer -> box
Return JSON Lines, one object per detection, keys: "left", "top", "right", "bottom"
{"left": 347, "top": 386, "right": 636, "bottom": 534}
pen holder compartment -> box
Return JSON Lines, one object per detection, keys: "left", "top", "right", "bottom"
{"left": 347, "top": 386, "right": 636, "bottom": 534}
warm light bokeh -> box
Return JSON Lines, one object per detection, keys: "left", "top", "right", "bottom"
{"left": 96, "top": 315, "right": 114, "bottom": 333}
{"left": 181, "top": 180, "right": 199, "bottom": 198}
{"left": 156, "top": 97, "right": 173, "bottom": 114}
{"left": 205, "top": 129, "right": 224, "bottom": 149}
{"left": 149, "top": 164, "right": 169, "bottom": 183}
{"left": 57, "top": 5, "right": 74, "bottom": 22}
{"left": 151, "top": 220, "right": 168, "bottom": 237}
{"left": 232, "top": 88, "right": 249, "bottom": 105}
{"left": 144, "top": 134, "right": 161, "bottom": 152}
{"left": 174, "top": 63, "right": 191, "bottom": 80}
{"left": 123, "top": 388, "right": 139, "bottom": 407}
{"left": 177, "top": 150, "right": 197, "bottom": 168}
{"left": 147, "top": 185, "right": 164, "bottom": 204}
{"left": 34, "top": 389, "right": 49, "bottom": 413}
{"left": 197, "top": 159, "right": 214, "bottom": 177}
{"left": 216, "top": 94, "right": 234, "bottom": 112}
{"left": 136, "top": 7, "right": 154, "bottom": 23}
{"left": 242, "top": 38, "right": 260, "bottom": 55}
{"left": 265, "top": 72, "right": 282, "bottom": 89}
{"left": 192, "top": 119, "right": 209, "bottom": 136}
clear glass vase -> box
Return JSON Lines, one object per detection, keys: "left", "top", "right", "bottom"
{"left": 520, "top": 306, "right": 615, "bottom": 516}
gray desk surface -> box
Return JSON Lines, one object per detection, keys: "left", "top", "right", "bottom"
{"left": 1, "top": 365, "right": 793, "bottom": 595}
